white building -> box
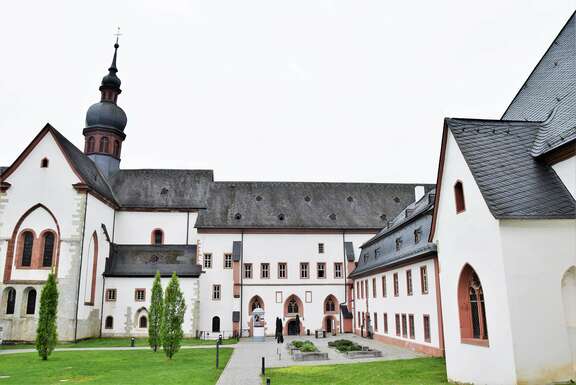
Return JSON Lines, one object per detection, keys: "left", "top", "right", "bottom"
{"left": 430, "top": 12, "right": 576, "bottom": 385}
{"left": 350, "top": 189, "right": 443, "bottom": 357}
{"left": 0, "top": 40, "right": 431, "bottom": 342}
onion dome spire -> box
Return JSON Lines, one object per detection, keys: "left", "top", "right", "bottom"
{"left": 100, "top": 33, "right": 122, "bottom": 93}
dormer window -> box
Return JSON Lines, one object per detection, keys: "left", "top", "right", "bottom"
{"left": 454, "top": 181, "right": 466, "bottom": 213}
{"left": 40, "top": 158, "right": 49, "bottom": 168}
{"left": 374, "top": 248, "right": 381, "bottom": 258}
{"left": 414, "top": 229, "right": 422, "bottom": 244}
{"left": 395, "top": 238, "right": 402, "bottom": 251}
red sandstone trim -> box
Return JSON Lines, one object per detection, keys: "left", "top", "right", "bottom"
{"left": 84, "top": 231, "right": 98, "bottom": 306}
{"left": 354, "top": 329, "right": 443, "bottom": 357}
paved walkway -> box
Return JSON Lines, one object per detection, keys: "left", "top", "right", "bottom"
{"left": 216, "top": 334, "right": 421, "bottom": 385}
{"left": 0, "top": 344, "right": 235, "bottom": 355}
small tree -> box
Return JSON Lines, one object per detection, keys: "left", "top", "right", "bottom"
{"left": 161, "top": 272, "right": 186, "bottom": 359}
{"left": 148, "top": 271, "right": 163, "bottom": 352}
{"left": 35, "top": 273, "right": 59, "bottom": 360}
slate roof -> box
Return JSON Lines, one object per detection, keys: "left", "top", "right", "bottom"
{"left": 502, "top": 12, "right": 576, "bottom": 157}
{"left": 104, "top": 244, "right": 202, "bottom": 277}
{"left": 196, "top": 182, "right": 434, "bottom": 229}
{"left": 108, "top": 169, "right": 214, "bottom": 209}
{"left": 350, "top": 190, "right": 436, "bottom": 279}
{"left": 447, "top": 118, "right": 575, "bottom": 219}
{"left": 0, "top": 167, "right": 6, "bottom": 176}
{"left": 49, "top": 127, "right": 117, "bottom": 203}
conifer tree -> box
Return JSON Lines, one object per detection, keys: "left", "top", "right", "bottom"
{"left": 161, "top": 272, "right": 186, "bottom": 359}
{"left": 35, "top": 273, "right": 59, "bottom": 360}
{"left": 148, "top": 271, "right": 163, "bottom": 352}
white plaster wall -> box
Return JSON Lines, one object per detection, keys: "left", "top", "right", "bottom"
{"left": 196, "top": 232, "right": 240, "bottom": 338}
{"left": 0, "top": 131, "right": 87, "bottom": 341}
{"left": 552, "top": 156, "right": 575, "bottom": 199}
{"left": 102, "top": 277, "right": 199, "bottom": 337}
{"left": 353, "top": 258, "right": 441, "bottom": 349}
{"left": 433, "top": 132, "right": 518, "bottom": 385}
{"left": 113, "top": 211, "right": 197, "bottom": 245}
{"left": 500, "top": 219, "right": 576, "bottom": 384}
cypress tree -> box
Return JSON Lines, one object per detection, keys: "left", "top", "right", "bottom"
{"left": 161, "top": 272, "right": 186, "bottom": 359}
{"left": 148, "top": 271, "right": 163, "bottom": 352}
{"left": 35, "top": 273, "right": 59, "bottom": 360}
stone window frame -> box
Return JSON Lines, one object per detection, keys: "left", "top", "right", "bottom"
{"left": 203, "top": 253, "right": 213, "bottom": 269}
{"left": 423, "top": 314, "right": 431, "bottom": 342}
{"left": 382, "top": 275, "right": 387, "bottom": 297}
{"left": 454, "top": 180, "right": 466, "bottom": 214}
{"left": 458, "top": 264, "right": 489, "bottom": 347}
{"left": 223, "top": 253, "right": 232, "bottom": 269}
{"left": 243, "top": 263, "right": 253, "bottom": 279}
{"left": 316, "top": 262, "right": 326, "bottom": 279}
{"left": 334, "top": 262, "right": 342, "bottom": 279}
{"left": 151, "top": 229, "right": 164, "bottom": 245}
{"left": 260, "top": 263, "right": 270, "bottom": 279}
{"left": 406, "top": 269, "right": 413, "bottom": 296}
{"left": 212, "top": 284, "right": 221, "bottom": 301}
{"left": 300, "top": 262, "right": 309, "bottom": 279}
{"left": 278, "top": 262, "right": 287, "bottom": 279}
{"left": 134, "top": 288, "right": 146, "bottom": 302}
{"left": 393, "top": 273, "right": 399, "bottom": 297}
{"left": 105, "top": 288, "right": 117, "bottom": 302}
{"left": 420, "top": 265, "right": 429, "bottom": 294}
{"left": 105, "top": 316, "right": 114, "bottom": 329}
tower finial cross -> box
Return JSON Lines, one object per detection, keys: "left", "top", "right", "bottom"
{"left": 114, "top": 27, "right": 122, "bottom": 44}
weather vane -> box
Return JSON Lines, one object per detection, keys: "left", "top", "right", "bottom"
{"left": 114, "top": 27, "right": 122, "bottom": 44}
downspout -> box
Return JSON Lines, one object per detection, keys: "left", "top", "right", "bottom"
{"left": 99, "top": 276, "right": 105, "bottom": 338}
{"left": 73, "top": 192, "right": 89, "bottom": 343}
{"left": 111, "top": 210, "right": 116, "bottom": 242}
{"left": 239, "top": 230, "right": 244, "bottom": 337}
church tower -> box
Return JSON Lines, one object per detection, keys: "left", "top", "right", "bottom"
{"left": 83, "top": 38, "right": 127, "bottom": 177}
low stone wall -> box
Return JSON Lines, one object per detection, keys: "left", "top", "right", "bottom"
{"left": 345, "top": 350, "right": 382, "bottom": 359}
{"left": 293, "top": 351, "right": 329, "bottom": 361}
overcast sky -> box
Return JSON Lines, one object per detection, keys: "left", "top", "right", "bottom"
{"left": 0, "top": 1, "right": 573, "bottom": 183}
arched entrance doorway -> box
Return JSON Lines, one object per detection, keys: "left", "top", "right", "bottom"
{"left": 562, "top": 266, "right": 576, "bottom": 375}
{"left": 287, "top": 319, "right": 300, "bottom": 335}
{"left": 212, "top": 316, "right": 221, "bottom": 333}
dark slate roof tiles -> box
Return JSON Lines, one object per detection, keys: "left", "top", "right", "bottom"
{"left": 447, "top": 118, "right": 575, "bottom": 219}
{"left": 108, "top": 169, "right": 214, "bottom": 209}
{"left": 502, "top": 12, "right": 576, "bottom": 157}
{"left": 196, "top": 182, "right": 434, "bottom": 229}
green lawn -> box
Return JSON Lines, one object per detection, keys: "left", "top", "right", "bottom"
{"left": 0, "top": 337, "right": 236, "bottom": 350}
{"left": 262, "top": 358, "right": 449, "bottom": 385}
{"left": 0, "top": 348, "right": 232, "bottom": 385}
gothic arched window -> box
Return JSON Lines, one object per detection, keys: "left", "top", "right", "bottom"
{"left": 458, "top": 265, "right": 488, "bottom": 344}
{"left": 287, "top": 297, "right": 299, "bottom": 314}
{"left": 325, "top": 297, "right": 336, "bottom": 313}
{"left": 99, "top": 137, "right": 109, "bottom": 153}
{"left": 113, "top": 140, "right": 120, "bottom": 157}
{"left": 20, "top": 231, "right": 34, "bottom": 267}
{"left": 5, "top": 288, "right": 16, "bottom": 315}
{"left": 139, "top": 315, "right": 148, "bottom": 329}
{"left": 42, "top": 232, "right": 55, "bottom": 267}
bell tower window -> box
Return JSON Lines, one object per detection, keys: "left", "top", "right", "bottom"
{"left": 99, "top": 137, "right": 109, "bottom": 153}
{"left": 87, "top": 137, "right": 95, "bottom": 153}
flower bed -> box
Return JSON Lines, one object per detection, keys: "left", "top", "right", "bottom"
{"left": 288, "top": 340, "right": 329, "bottom": 361}
{"left": 327, "top": 339, "right": 363, "bottom": 353}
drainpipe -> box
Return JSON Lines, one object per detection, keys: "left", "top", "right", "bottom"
{"left": 99, "top": 276, "right": 105, "bottom": 338}
{"left": 73, "top": 192, "right": 89, "bottom": 343}
{"left": 239, "top": 230, "right": 244, "bottom": 337}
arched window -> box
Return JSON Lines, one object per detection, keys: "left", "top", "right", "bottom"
{"left": 212, "top": 316, "right": 221, "bottom": 333}
{"left": 152, "top": 229, "right": 164, "bottom": 245}
{"left": 287, "top": 297, "right": 299, "bottom": 314}
{"left": 87, "top": 137, "right": 95, "bottom": 153}
{"left": 458, "top": 265, "right": 488, "bottom": 344}
{"left": 454, "top": 181, "right": 465, "bottom": 213}
{"left": 84, "top": 232, "right": 98, "bottom": 305}
{"left": 5, "top": 288, "right": 16, "bottom": 315}
{"left": 42, "top": 232, "right": 55, "bottom": 267}
{"left": 113, "top": 141, "right": 120, "bottom": 157}
{"left": 26, "top": 289, "right": 37, "bottom": 315}
{"left": 40, "top": 158, "right": 49, "bottom": 168}
{"left": 20, "top": 231, "right": 34, "bottom": 267}
{"left": 139, "top": 315, "right": 148, "bottom": 329}
{"left": 105, "top": 316, "right": 114, "bottom": 329}
{"left": 324, "top": 296, "right": 336, "bottom": 313}
{"left": 99, "top": 137, "right": 109, "bottom": 153}
{"left": 249, "top": 296, "right": 264, "bottom": 314}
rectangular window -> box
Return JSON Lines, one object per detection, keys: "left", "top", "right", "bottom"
{"left": 334, "top": 263, "right": 342, "bottom": 278}
{"left": 317, "top": 263, "right": 326, "bottom": 279}
{"left": 406, "top": 270, "right": 413, "bottom": 296}
{"left": 393, "top": 273, "right": 399, "bottom": 297}
{"left": 372, "top": 278, "right": 377, "bottom": 298}
{"left": 261, "top": 263, "right": 269, "bottom": 279}
{"left": 278, "top": 262, "right": 287, "bottom": 279}
{"left": 383, "top": 313, "right": 388, "bottom": 334}
{"left": 374, "top": 312, "right": 378, "bottom": 331}
{"left": 223, "top": 253, "right": 232, "bottom": 269}
{"left": 300, "top": 262, "right": 309, "bottom": 279}
{"left": 409, "top": 314, "right": 415, "bottom": 339}
{"left": 135, "top": 289, "right": 145, "bottom": 302}
{"left": 212, "top": 284, "right": 221, "bottom": 300}
{"left": 395, "top": 314, "right": 401, "bottom": 336}
{"left": 318, "top": 243, "right": 325, "bottom": 254}
{"left": 420, "top": 266, "right": 429, "bottom": 294}
{"left": 275, "top": 291, "right": 283, "bottom": 303}
{"left": 361, "top": 281, "right": 364, "bottom": 299}
{"left": 243, "top": 263, "right": 252, "bottom": 279}
{"left": 305, "top": 291, "right": 312, "bottom": 303}
{"left": 382, "top": 275, "right": 387, "bottom": 297}
{"left": 203, "top": 253, "right": 212, "bottom": 269}
{"left": 423, "top": 315, "right": 431, "bottom": 342}
{"left": 358, "top": 311, "right": 361, "bottom": 327}
{"left": 106, "top": 289, "right": 117, "bottom": 302}
{"left": 402, "top": 314, "right": 407, "bottom": 338}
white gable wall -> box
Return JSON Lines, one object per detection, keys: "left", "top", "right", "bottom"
{"left": 434, "top": 132, "right": 518, "bottom": 385}
{"left": 552, "top": 156, "right": 576, "bottom": 199}
{"left": 500, "top": 219, "right": 576, "bottom": 384}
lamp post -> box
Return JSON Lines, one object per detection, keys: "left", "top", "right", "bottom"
{"left": 216, "top": 334, "right": 222, "bottom": 368}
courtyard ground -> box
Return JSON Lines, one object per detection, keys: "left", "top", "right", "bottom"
{"left": 0, "top": 348, "right": 232, "bottom": 385}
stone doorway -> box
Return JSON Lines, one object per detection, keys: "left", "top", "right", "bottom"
{"left": 287, "top": 319, "right": 299, "bottom": 335}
